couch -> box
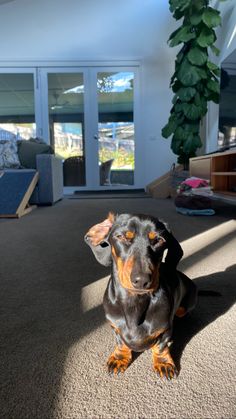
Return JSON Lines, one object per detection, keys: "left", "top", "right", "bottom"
{"left": 0, "top": 138, "right": 63, "bottom": 205}
{"left": 29, "top": 154, "right": 63, "bottom": 204}
{"left": 63, "top": 155, "right": 114, "bottom": 186}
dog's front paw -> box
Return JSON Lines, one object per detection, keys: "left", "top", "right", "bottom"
{"left": 153, "top": 361, "right": 178, "bottom": 380}
{"left": 107, "top": 353, "right": 131, "bottom": 374}
{"left": 107, "top": 345, "right": 132, "bottom": 375}
{"left": 152, "top": 344, "right": 178, "bottom": 380}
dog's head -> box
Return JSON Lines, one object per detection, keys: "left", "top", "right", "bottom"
{"left": 85, "top": 213, "right": 169, "bottom": 293}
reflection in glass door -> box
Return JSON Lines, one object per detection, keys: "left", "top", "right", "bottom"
{"left": 47, "top": 73, "right": 86, "bottom": 186}
{"left": 0, "top": 72, "right": 36, "bottom": 140}
{"left": 97, "top": 71, "right": 135, "bottom": 186}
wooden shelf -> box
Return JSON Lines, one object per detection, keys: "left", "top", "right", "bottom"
{"left": 190, "top": 149, "right": 236, "bottom": 203}
{"left": 212, "top": 172, "right": 236, "bottom": 175}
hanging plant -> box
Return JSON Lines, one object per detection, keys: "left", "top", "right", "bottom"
{"left": 162, "top": 0, "right": 223, "bottom": 169}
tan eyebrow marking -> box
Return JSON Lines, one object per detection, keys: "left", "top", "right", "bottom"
{"left": 125, "top": 231, "right": 135, "bottom": 240}
{"left": 148, "top": 231, "right": 157, "bottom": 240}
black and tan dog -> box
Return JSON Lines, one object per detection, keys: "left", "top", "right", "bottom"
{"left": 85, "top": 213, "right": 197, "bottom": 379}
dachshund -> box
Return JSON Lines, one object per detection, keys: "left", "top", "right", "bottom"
{"left": 85, "top": 212, "right": 197, "bottom": 379}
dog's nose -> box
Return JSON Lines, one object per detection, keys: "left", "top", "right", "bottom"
{"left": 131, "top": 272, "right": 152, "bottom": 289}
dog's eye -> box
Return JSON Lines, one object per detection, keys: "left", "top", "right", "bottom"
{"left": 148, "top": 231, "right": 157, "bottom": 240}
{"left": 148, "top": 232, "right": 165, "bottom": 247}
{"left": 114, "top": 231, "right": 134, "bottom": 243}
{"left": 125, "top": 231, "right": 135, "bottom": 240}
{"left": 115, "top": 233, "right": 124, "bottom": 240}
{"left": 148, "top": 232, "right": 159, "bottom": 245}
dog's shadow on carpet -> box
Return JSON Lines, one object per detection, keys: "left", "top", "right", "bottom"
{"left": 170, "top": 264, "right": 236, "bottom": 372}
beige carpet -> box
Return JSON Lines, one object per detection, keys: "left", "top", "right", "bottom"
{"left": 0, "top": 197, "right": 235, "bottom": 419}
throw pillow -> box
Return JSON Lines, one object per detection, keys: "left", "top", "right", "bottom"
{"left": 17, "top": 139, "right": 54, "bottom": 169}
{"left": 0, "top": 139, "right": 21, "bottom": 169}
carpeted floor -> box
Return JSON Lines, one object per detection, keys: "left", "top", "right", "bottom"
{"left": 0, "top": 196, "right": 235, "bottom": 419}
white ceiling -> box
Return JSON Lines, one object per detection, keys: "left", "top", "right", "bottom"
{"left": 0, "top": 0, "right": 15, "bottom": 5}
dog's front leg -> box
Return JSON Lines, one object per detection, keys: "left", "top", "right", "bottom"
{"left": 107, "top": 329, "right": 132, "bottom": 375}
{"left": 151, "top": 343, "right": 178, "bottom": 380}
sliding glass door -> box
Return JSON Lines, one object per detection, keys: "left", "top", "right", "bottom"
{"left": 0, "top": 66, "right": 140, "bottom": 191}
{"left": 41, "top": 67, "right": 139, "bottom": 190}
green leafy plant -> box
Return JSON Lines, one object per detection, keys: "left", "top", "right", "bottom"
{"left": 162, "top": 0, "right": 223, "bottom": 169}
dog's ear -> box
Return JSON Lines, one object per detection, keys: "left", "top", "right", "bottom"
{"left": 85, "top": 212, "right": 115, "bottom": 246}
{"left": 84, "top": 213, "right": 115, "bottom": 266}
{"left": 162, "top": 229, "right": 184, "bottom": 270}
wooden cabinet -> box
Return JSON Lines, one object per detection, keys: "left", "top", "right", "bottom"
{"left": 190, "top": 149, "right": 236, "bottom": 201}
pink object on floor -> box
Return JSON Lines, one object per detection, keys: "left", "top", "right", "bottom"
{"left": 182, "top": 177, "right": 209, "bottom": 188}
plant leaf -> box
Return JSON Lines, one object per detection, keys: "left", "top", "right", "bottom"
{"left": 172, "top": 80, "right": 182, "bottom": 92}
{"left": 176, "top": 86, "right": 196, "bottom": 101}
{"left": 207, "top": 61, "right": 221, "bottom": 76}
{"left": 184, "top": 123, "right": 200, "bottom": 134}
{"left": 182, "top": 135, "right": 194, "bottom": 154}
{"left": 169, "top": 25, "right": 196, "bottom": 47}
{"left": 162, "top": 115, "right": 179, "bottom": 138}
{"left": 200, "top": 97, "right": 208, "bottom": 115}
{"left": 210, "top": 44, "right": 220, "bottom": 56}
{"left": 193, "top": 135, "right": 202, "bottom": 148}
{"left": 208, "top": 92, "right": 220, "bottom": 103}
{"left": 174, "top": 102, "right": 184, "bottom": 113}
{"left": 171, "top": 136, "right": 183, "bottom": 155}
{"left": 173, "top": 9, "right": 185, "bottom": 20}
{"left": 207, "top": 61, "right": 219, "bottom": 71}
{"left": 187, "top": 47, "right": 208, "bottom": 66}
{"left": 175, "top": 124, "right": 201, "bottom": 144}
{"left": 178, "top": 59, "right": 201, "bottom": 86}
{"left": 172, "top": 94, "right": 178, "bottom": 104}
{"left": 207, "top": 79, "right": 220, "bottom": 93}
{"left": 197, "top": 27, "right": 216, "bottom": 47}
{"left": 202, "top": 7, "right": 221, "bottom": 28}
{"left": 169, "top": 0, "right": 191, "bottom": 13}
{"left": 190, "top": 11, "right": 203, "bottom": 25}
{"left": 182, "top": 135, "right": 201, "bottom": 154}
{"left": 211, "top": 68, "right": 221, "bottom": 77}
{"left": 176, "top": 49, "right": 185, "bottom": 64}
{"left": 182, "top": 102, "right": 202, "bottom": 120}
{"left": 194, "top": 0, "right": 206, "bottom": 11}
{"left": 168, "top": 27, "right": 181, "bottom": 42}
{"left": 174, "top": 126, "right": 189, "bottom": 140}
{"left": 196, "top": 66, "right": 208, "bottom": 79}
{"left": 194, "top": 92, "right": 201, "bottom": 106}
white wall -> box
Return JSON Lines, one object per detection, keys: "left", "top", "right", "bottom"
{"left": 206, "top": 0, "right": 236, "bottom": 153}
{"left": 0, "top": 0, "right": 178, "bottom": 186}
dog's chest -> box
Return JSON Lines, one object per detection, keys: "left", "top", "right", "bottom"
{"left": 105, "top": 290, "right": 170, "bottom": 351}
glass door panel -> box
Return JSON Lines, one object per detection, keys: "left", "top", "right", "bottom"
{"left": 47, "top": 73, "right": 86, "bottom": 186}
{"left": 0, "top": 73, "right": 36, "bottom": 140}
{"left": 97, "top": 72, "right": 135, "bottom": 186}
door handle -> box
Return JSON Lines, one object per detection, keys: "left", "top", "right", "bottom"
{"left": 93, "top": 134, "right": 99, "bottom": 140}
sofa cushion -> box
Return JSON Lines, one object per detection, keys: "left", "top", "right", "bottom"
{"left": 0, "top": 139, "right": 21, "bottom": 169}
{"left": 17, "top": 138, "right": 54, "bottom": 169}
